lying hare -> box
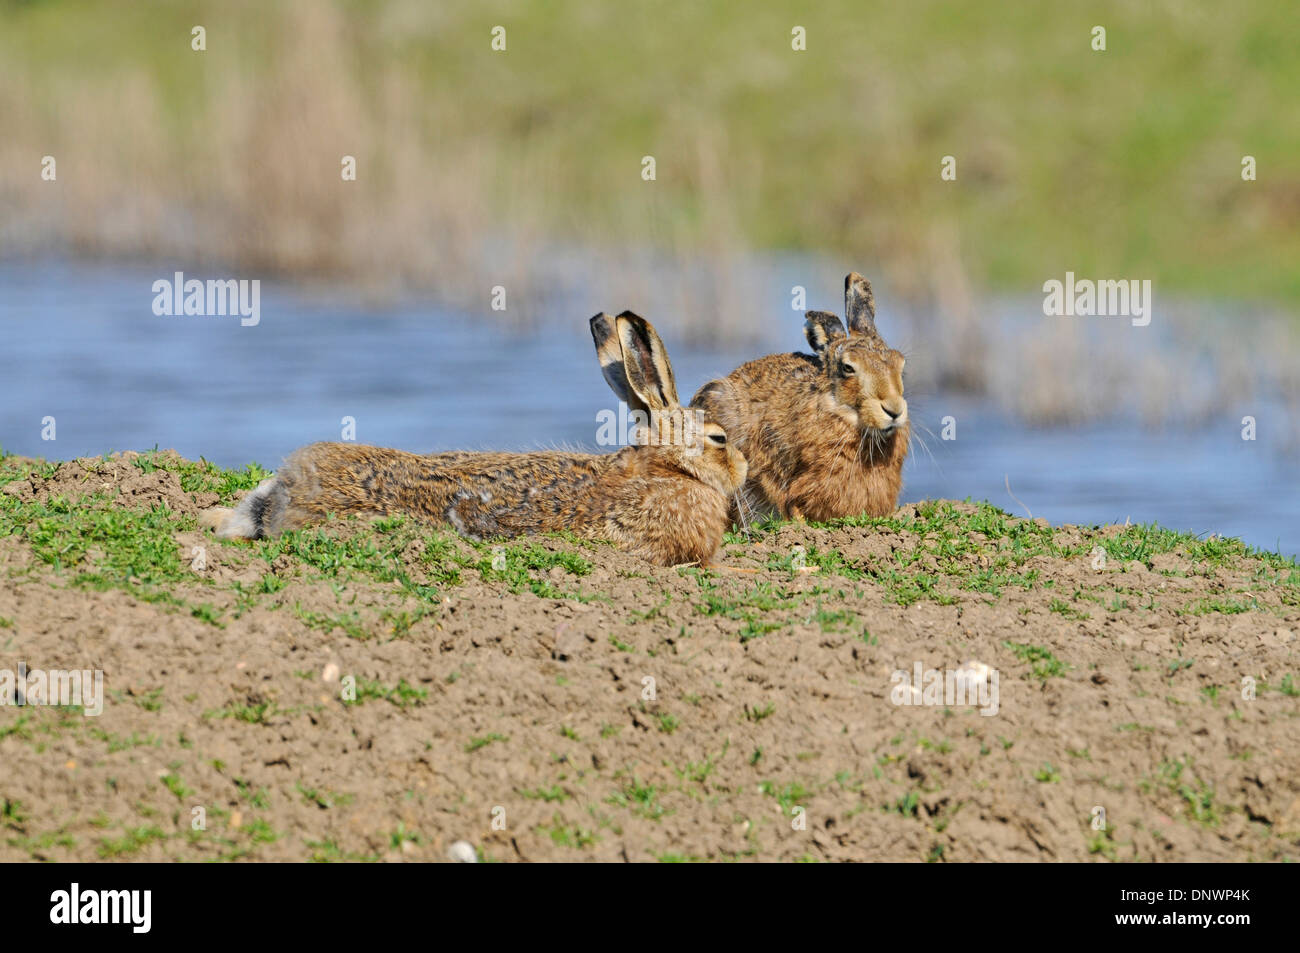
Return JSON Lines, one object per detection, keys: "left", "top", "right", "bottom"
{"left": 201, "top": 313, "right": 747, "bottom": 566}
{"left": 691, "top": 272, "right": 909, "bottom": 523}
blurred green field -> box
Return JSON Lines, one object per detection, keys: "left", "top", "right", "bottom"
{"left": 2, "top": 0, "right": 1298, "bottom": 308}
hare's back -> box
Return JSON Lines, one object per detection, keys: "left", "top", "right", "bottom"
{"left": 693, "top": 352, "right": 818, "bottom": 408}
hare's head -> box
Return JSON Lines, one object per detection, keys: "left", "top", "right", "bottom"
{"left": 803, "top": 273, "right": 908, "bottom": 434}
{"left": 590, "top": 311, "right": 747, "bottom": 497}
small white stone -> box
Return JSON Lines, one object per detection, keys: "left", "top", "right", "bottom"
{"left": 447, "top": 840, "right": 477, "bottom": 863}
{"left": 322, "top": 663, "right": 340, "bottom": 683}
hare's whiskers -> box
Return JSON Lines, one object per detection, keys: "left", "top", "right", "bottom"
{"left": 732, "top": 489, "right": 752, "bottom": 538}
{"left": 909, "top": 427, "right": 939, "bottom": 472}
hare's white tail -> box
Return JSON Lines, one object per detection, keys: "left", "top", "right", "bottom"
{"left": 202, "top": 477, "right": 287, "bottom": 539}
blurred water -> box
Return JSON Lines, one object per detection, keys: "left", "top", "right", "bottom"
{"left": 2, "top": 262, "right": 1296, "bottom": 556}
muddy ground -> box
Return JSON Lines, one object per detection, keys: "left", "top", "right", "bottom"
{"left": 0, "top": 450, "right": 1297, "bottom": 862}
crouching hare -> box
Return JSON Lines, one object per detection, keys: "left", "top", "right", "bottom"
{"left": 691, "top": 272, "right": 909, "bottom": 523}
{"left": 201, "top": 313, "right": 747, "bottom": 566}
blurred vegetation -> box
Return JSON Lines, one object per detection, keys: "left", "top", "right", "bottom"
{"left": 2, "top": 0, "right": 1298, "bottom": 308}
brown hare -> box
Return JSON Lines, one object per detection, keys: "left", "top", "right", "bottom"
{"left": 200, "top": 313, "right": 748, "bottom": 566}
{"left": 690, "top": 272, "right": 909, "bottom": 524}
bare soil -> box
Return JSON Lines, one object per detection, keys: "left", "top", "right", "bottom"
{"left": 1, "top": 452, "right": 1297, "bottom": 862}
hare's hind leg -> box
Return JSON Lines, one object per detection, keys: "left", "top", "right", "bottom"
{"left": 198, "top": 507, "right": 234, "bottom": 533}
{"left": 201, "top": 477, "right": 288, "bottom": 539}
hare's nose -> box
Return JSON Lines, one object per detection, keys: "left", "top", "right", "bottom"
{"left": 882, "top": 404, "right": 902, "bottom": 420}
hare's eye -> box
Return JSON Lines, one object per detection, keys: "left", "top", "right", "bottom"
{"left": 708, "top": 433, "right": 727, "bottom": 446}
{"left": 840, "top": 363, "right": 856, "bottom": 376}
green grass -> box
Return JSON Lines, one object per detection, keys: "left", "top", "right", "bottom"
{"left": 1, "top": 798, "right": 27, "bottom": 829}
{"left": 744, "top": 702, "right": 776, "bottom": 723}
{"left": 1003, "top": 641, "right": 1069, "bottom": 680}
{"left": 1049, "top": 598, "right": 1091, "bottom": 621}
{"left": 6, "top": 456, "right": 1290, "bottom": 648}
{"left": 3, "top": 491, "right": 192, "bottom": 585}
{"left": 96, "top": 825, "right": 167, "bottom": 858}
{"left": 203, "top": 701, "right": 277, "bottom": 725}
{"left": 1261, "top": 674, "right": 1300, "bottom": 697}
{"left": 258, "top": 527, "right": 421, "bottom": 584}
{"left": 889, "top": 790, "right": 921, "bottom": 818}
{"left": 464, "top": 732, "right": 509, "bottom": 753}
{"left": 1151, "top": 759, "right": 1222, "bottom": 828}
{"left": 88, "top": 728, "right": 160, "bottom": 753}
{"left": 675, "top": 742, "right": 730, "bottom": 787}
{"left": 476, "top": 542, "right": 594, "bottom": 600}
{"left": 691, "top": 574, "right": 804, "bottom": 639}
{"left": 131, "top": 688, "right": 165, "bottom": 713}
{"left": 233, "top": 779, "right": 271, "bottom": 809}
{"left": 0, "top": 455, "right": 617, "bottom": 667}
{"left": 160, "top": 771, "right": 192, "bottom": 801}
{"left": 296, "top": 782, "right": 354, "bottom": 810}
{"left": 807, "top": 605, "right": 857, "bottom": 632}
{"left": 607, "top": 779, "right": 672, "bottom": 821}
{"left": 538, "top": 816, "right": 598, "bottom": 849}
{"left": 138, "top": 453, "right": 272, "bottom": 502}
{"left": 1087, "top": 827, "right": 1120, "bottom": 861}
{"left": 758, "top": 780, "right": 811, "bottom": 815}
{"left": 1182, "top": 596, "right": 1260, "bottom": 616}
{"left": 343, "top": 678, "right": 429, "bottom": 708}
{"left": 293, "top": 607, "right": 373, "bottom": 641}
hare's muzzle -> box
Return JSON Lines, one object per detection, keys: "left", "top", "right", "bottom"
{"left": 878, "top": 397, "right": 908, "bottom": 432}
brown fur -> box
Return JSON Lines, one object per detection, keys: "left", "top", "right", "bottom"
{"left": 691, "top": 273, "right": 909, "bottom": 523}
{"left": 204, "top": 313, "right": 747, "bottom": 566}
{"left": 262, "top": 441, "right": 739, "bottom": 566}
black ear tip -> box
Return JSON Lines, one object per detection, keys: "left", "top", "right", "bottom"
{"left": 614, "top": 311, "right": 648, "bottom": 336}
{"left": 590, "top": 312, "right": 614, "bottom": 342}
{"left": 846, "top": 272, "right": 870, "bottom": 291}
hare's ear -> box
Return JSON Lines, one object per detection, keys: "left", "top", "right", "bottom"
{"left": 615, "top": 311, "right": 679, "bottom": 411}
{"left": 845, "top": 272, "right": 878, "bottom": 336}
{"left": 590, "top": 312, "right": 638, "bottom": 406}
{"left": 805, "top": 310, "right": 846, "bottom": 357}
